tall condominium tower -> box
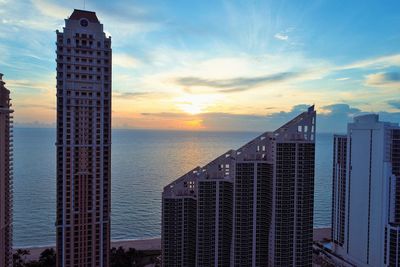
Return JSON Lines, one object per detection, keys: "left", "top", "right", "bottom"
{"left": 162, "top": 106, "right": 316, "bottom": 267}
{"left": 0, "top": 74, "right": 13, "bottom": 267}
{"left": 331, "top": 135, "right": 347, "bottom": 247}
{"left": 56, "top": 10, "right": 112, "bottom": 267}
{"left": 331, "top": 114, "right": 400, "bottom": 267}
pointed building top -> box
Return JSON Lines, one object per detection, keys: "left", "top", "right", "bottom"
{"left": 69, "top": 9, "right": 100, "bottom": 23}
{"left": 273, "top": 105, "right": 316, "bottom": 142}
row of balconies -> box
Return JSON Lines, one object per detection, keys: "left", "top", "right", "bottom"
{"left": 56, "top": 57, "right": 110, "bottom": 66}
{"left": 56, "top": 51, "right": 110, "bottom": 61}
{"left": 67, "top": 102, "right": 110, "bottom": 108}
{"left": 56, "top": 54, "right": 110, "bottom": 63}
{"left": 57, "top": 75, "right": 109, "bottom": 83}
{"left": 63, "top": 76, "right": 110, "bottom": 82}
{"left": 57, "top": 122, "right": 110, "bottom": 129}
{"left": 56, "top": 67, "right": 111, "bottom": 78}
{"left": 57, "top": 62, "right": 109, "bottom": 70}
{"left": 57, "top": 46, "right": 110, "bottom": 55}
{"left": 57, "top": 68, "right": 110, "bottom": 77}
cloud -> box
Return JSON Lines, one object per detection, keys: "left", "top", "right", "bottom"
{"left": 15, "top": 104, "right": 55, "bottom": 110}
{"left": 7, "top": 79, "right": 52, "bottom": 93}
{"left": 166, "top": 53, "right": 400, "bottom": 95}
{"left": 263, "top": 104, "right": 311, "bottom": 128}
{"left": 113, "top": 54, "right": 141, "bottom": 69}
{"left": 177, "top": 72, "right": 299, "bottom": 93}
{"left": 31, "top": 0, "right": 70, "bottom": 20}
{"left": 114, "top": 92, "right": 152, "bottom": 99}
{"left": 14, "top": 121, "right": 55, "bottom": 128}
{"left": 141, "top": 112, "right": 188, "bottom": 118}
{"left": 388, "top": 100, "right": 400, "bottom": 109}
{"left": 115, "top": 103, "right": 400, "bottom": 132}
{"left": 139, "top": 111, "right": 269, "bottom": 132}
{"left": 1, "top": 1, "right": 400, "bottom": 130}
{"left": 95, "top": 2, "right": 163, "bottom": 24}
{"left": 274, "top": 33, "right": 288, "bottom": 41}
{"left": 141, "top": 51, "right": 333, "bottom": 96}
{"left": 321, "top": 103, "right": 361, "bottom": 115}
{"left": 339, "top": 54, "right": 400, "bottom": 70}
{"left": 365, "top": 72, "right": 400, "bottom": 88}
{"left": 139, "top": 104, "right": 362, "bottom": 133}
{"left": 265, "top": 103, "right": 399, "bottom": 133}
{"left": 318, "top": 104, "right": 399, "bottom": 132}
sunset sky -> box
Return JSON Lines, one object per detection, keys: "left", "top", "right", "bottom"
{"left": 0, "top": 0, "right": 399, "bottom": 132}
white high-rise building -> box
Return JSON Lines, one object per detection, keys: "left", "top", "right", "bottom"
{"left": 332, "top": 114, "right": 400, "bottom": 266}
{"left": 55, "top": 9, "right": 112, "bottom": 267}
{"left": 162, "top": 106, "right": 316, "bottom": 267}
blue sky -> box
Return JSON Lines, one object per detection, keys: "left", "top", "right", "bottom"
{"left": 0, "top": 0, "right": 399, "bottom": 132}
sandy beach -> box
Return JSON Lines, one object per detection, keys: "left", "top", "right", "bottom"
{"left": 16, "top": 228, "right": 331, "bottom": 261}
{"left": 15, "top": 237, "right": 161, "bottom": 261}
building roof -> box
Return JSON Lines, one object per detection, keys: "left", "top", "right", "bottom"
{"left": 0, "top": 74, "right": 10, "bottom": 108}
{"left": 69, "top": 9, "right": 100, "bottom": 23}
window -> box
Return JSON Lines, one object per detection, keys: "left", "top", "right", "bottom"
{"left": 80, "top": 19, "right": 89, "bottom": 27}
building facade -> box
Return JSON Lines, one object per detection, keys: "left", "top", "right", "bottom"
{"left": 0, "top": 73, "right": 13, "bottom": 267}
{"left": 162, "top": 106, "right": 316, "bottom": 267}
{"left": 56, "top": 10, "right": 112, "bottom": 267}
{"left": 331, "top": 114, "right": 400, "bottom": 267}
{"left": 331, "top": 135, "right": 347, "bottom": 247}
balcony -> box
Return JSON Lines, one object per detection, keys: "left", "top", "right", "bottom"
{"left": 76, "top": 44, "right": 93, "bottom": 49}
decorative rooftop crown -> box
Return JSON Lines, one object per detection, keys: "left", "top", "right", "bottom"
{"left": 69, "top": 9, "right": 100, "bottom": 23}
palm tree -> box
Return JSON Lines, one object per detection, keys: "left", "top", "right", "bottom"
{"left": 38, "top": 248, "right": 56, "bottom": 267}
{"left": 13, "top": 249, "right": 30, "bottom": 267}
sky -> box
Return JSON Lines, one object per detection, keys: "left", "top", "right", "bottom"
{"left": 0, "top": 0, "right": 399, "bottom": 132}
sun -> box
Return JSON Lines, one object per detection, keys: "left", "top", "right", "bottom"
{"left": 179, "top": 103, "right": 203, "bottom": 115}
{"left": 175, "top": 94, "right": 219, "bottom": 115}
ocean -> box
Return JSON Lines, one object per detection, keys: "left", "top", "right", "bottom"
{"left": 13, "top": 128, "right": 333, "bottom": 248}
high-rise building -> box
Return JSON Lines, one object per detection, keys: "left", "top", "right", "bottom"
{"left": 331, "top": 114, "right": 400, "bottom": 267}
{"left": 56, "top": 10, "right": 112, "bottom": 267}
{"left": 162, "top": 106, "right": 316, "bottom": 267}
{"left": 0, "top": 73, "right": 13, "bottom": 267}
{"left": 331, "top": 135, "right": 347, "bottom": 247}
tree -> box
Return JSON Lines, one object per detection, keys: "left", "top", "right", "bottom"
{"left": 13, "top": 249, "right": 30, "bottom": 267}
{"left": 38, "top": 248, "right": 56, "bottom": 267}
{"left": 110, "top": 246, "right": 145, "bottom": 267}
{"left": 13, "top": 248, "right": 56, "bottom": 267}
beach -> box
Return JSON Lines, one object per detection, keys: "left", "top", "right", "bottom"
{"left": 15, "top": 228, "right": 331, "bottom": 261}
{"left": 15, "top": 237, "right": 162, "bottom": 261}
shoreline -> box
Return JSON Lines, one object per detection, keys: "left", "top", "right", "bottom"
{"left": 14, "top": 237, "right": 162, "bottom": 261}
{"left": 14, "top": 227, "right": 331, "bottom": 261}
{"left": 14, "top": 236, "right": 162, "bottom": 250}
